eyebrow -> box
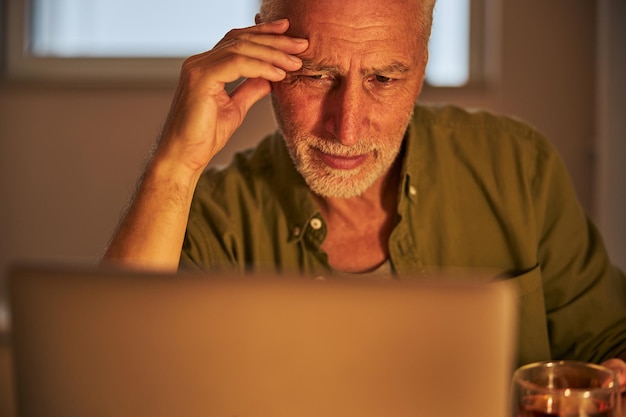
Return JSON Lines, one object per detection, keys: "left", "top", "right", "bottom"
{"left": 370, "top": 62, "right": 411, "bottom": 74}
{"left": 300, "top": 60, "right": 411, "bottom": 75}
{"left": 300, "top": 60, "right": 340, "bottom": 73}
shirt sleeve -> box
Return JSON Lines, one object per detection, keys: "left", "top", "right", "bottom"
{"left": 531, "top": 137, "right": 626, "bottom": 362}
{"left": 178, "top": 171, "right": 244, "bottom": 274}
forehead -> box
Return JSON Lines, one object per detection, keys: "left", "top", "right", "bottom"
{"left": 283, "top": 0, "right": 421, "bottom": 34}
{"left": 283, "top": 0, "right": 420, "bottom": 26}
{"left": 284, "top": 0, "right": 422, "bottom": 68}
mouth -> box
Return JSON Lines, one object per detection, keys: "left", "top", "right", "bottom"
{"left": 315, "top": 149, "right": 369, "bottom": 170}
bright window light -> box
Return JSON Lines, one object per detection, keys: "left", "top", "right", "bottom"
{"left": 30, "top": 0, "right": 258, "bottom": 57}
{"left": 426, "top": 0, "right": 471, "bottom": 87}
{"left": 24, "top": 0, "right": 471, "bottom": 87}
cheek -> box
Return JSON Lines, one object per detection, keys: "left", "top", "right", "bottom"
{"left": 272, "top": 83, "right": 323, "bottom": 126}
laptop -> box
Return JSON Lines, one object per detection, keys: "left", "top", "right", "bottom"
{"left": 8, "top": 265, "right": 517, "bottom": 417}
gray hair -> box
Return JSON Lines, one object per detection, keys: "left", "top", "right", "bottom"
{"left": 258, "top": 0, "right": 284, "bottom": 22}
{"left": 258, "top": 0, "right": 436, "bottom": 46}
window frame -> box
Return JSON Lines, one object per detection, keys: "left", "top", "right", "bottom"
{"left": 5, "top": 0, "right": 186, "bottom": 85}
{"left": 3, "top": 0, "right": 491, "bottom": 88}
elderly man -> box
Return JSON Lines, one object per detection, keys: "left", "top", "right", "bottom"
{"left": 104, "top": 0, "right": 626, "bottom": 385}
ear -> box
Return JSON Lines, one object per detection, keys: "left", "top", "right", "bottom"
{"left": 255, "top": 13, "right": 262, "bottom": 24}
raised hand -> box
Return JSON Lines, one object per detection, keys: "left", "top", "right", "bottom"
{"left": 155, "top": 18, "right": 308, "bottom": 175}
{"left": 103, "top": 19, "right": 308, "bottom": 270}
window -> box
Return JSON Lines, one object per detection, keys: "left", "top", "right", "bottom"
{"left": 5, "top": 0, "right": 478, "bottom": 86}
{"left": 426, "top": 0, "right": 470, "bottom": 86}
{"left": 29, "top": 0, "right": 257, "bottom": 57}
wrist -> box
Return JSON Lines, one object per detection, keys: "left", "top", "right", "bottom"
{"left": 141, "top": 153, "right": 203, "bottom": 204}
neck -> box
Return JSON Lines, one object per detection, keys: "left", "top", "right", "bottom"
{"left": 313, "top": 155, "right": 402, "bottom": 273}
{"left": 315, "top": 155, "right": 402, "bottom": 218}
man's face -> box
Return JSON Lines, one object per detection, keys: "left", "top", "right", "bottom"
{"left": 271, "top": 0, "right": 428, "bottom": 198}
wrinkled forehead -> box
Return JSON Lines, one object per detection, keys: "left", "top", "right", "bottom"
{"left": 281, "top": 0, "right": 424, "bottom": 41}
{"left": 284, "top": 0, "right": 425, "bottom": 70}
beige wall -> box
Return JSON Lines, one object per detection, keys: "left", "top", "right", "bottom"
{"left": 596, "top": 0, "right": 626, "bottom": 272}
{"left": 0, "top": 0, "right": 623, "bottom": 302}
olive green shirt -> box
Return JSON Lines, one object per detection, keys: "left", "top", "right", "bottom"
{"left": 181, "top": 104, "right": 626, "bottom": 366}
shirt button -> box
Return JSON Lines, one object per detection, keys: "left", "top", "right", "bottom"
{"left": 310, "top": 218, "right": 323, "bottom": 230}
{"left": 409, "top": 185, "right": 417, "bottom": 196}
{"left": 292, "top": 227, "right": 301, "bottom": 237}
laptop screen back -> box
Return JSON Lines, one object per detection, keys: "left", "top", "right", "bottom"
{"left": 9, "top": 266, "right": 517, "bottom": 417}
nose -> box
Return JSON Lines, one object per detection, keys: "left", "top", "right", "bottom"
{"left": 323, "top": 79, "right": 368, "bottom": 147}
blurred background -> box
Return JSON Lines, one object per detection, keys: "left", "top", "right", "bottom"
{"left": 0, "top": 0, "right": 624, "bottom": 326}
{"left": 0, "top": 0, "right": 624, "bottom": 414}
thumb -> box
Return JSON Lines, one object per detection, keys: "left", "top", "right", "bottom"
{"left": 230, "top": 77, "right": 273, "bottom": 116}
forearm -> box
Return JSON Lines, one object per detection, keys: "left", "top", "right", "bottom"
{"left": 103, "top": 19, "right": 307, "bottom": 271}
{"left": 103, "top": 157, "right": 201, "bottom": 271}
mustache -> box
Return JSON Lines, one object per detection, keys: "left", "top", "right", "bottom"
{"left": 302, "top": 135, "right": 379, "bottom": 157}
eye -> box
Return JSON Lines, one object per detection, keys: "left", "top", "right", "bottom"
{"left": 374, "top": 75, "right": 393, "bottom": 84}
{"left": 306, "top": 74, "right": 332, "bottom": 81}
{"left": 296, "top": 73, "right": 336, "bottom": 88}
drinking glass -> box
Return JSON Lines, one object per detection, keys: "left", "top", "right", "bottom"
{"left": 512, "top": 360, "right": 621, "bottom": 417}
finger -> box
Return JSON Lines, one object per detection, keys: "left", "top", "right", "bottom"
{"left": 204, "top": 55, "right": 287, "bottom": 84}
{"left": 214, "top": 19, "right": 308, "bottom": 57}
{"left": 208, "top": 37, "right": 305, "bottom": 74}
{"left": 230, "top": 77, "right": 273, "bottom": 116}
{"left": 220, "top": 18, "right": 292, "bottom": 42}
{"left": 183, "top": 35, "right": 306, "bottom": 87}
{"left": 215, "top": 33, "right": 309, "bottom": 57}
{"left": 186, "top": 31, "right": 306, "bottom": 85}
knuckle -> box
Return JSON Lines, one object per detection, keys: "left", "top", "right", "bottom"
{"left": 215, "top": 28, "right": 243, "bottom": 49}
{"left": 225, "top": 36, "right": 252, "bottom": 53}
{"left": 180, "top": 57, "right": 198, "bottom": 75}
{"left": 224, "top": 27, "right": 242, "bottom": 39}
{"left": 225, "top": 53, "right": 247, "bottom": 67}
{"left": 185, "top": 65, "right": 202, "bottom": 80}
{"left": 180, "top": 60, "right": 206, "bottom": 85}
{"left": 181, "top": 55, "right": 198, "bottom": 68}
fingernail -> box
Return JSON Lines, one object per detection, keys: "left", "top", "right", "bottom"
{"left": 293, "top": 38, "right": 309, "bottom": 44}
